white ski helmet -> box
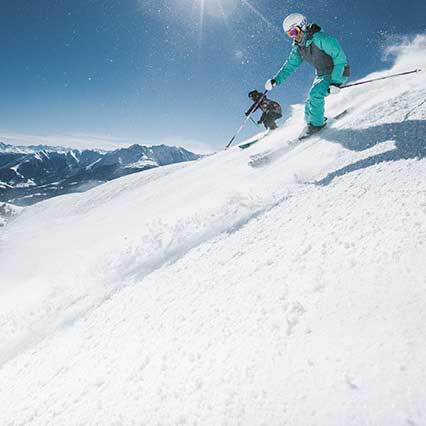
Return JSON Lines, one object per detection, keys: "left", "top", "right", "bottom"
{"left": 283, "top": 13, "right": 308, "bottom": 33}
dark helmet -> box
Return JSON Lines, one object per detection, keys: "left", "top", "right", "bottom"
{"left": 248, "top": 89, "right": 261, "bottom": 100}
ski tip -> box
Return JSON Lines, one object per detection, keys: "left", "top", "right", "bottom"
{"left": 239, "top": 140, "right": 259, "bottom": 150}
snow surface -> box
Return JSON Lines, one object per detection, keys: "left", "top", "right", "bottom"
{"left": 1, "top": 36, "right": 426, "bottom": 426}
{"left": 0, "top": 203, "right": 23, "bottom": 227}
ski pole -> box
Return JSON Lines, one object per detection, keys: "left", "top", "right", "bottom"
{"left": 225, "top": 90, "right": 267, "bottom": 150}
{"left": 341, "top": 69, "right": 421, "bottom": 89}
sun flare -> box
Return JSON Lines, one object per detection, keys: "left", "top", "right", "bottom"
{"left": 190, "top": 0, "right": 238, "bottom": 18}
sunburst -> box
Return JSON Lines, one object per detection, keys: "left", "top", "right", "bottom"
{"left": 189, "top": 0, "right": 238, "bottom": 44}
{"left": 138, "top": 0, "right": 279, "bottom": 46}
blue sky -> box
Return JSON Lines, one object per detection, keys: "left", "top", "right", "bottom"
{"left": 0, "top": 0, "right": 425, "bottom": 151}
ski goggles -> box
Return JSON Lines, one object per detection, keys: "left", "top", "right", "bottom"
{"left": 286, "top": 26, "right": 301, "bottom": 38}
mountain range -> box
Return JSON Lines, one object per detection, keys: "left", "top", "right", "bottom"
{"left": 0, "top": 142, "right": 201, "bottom": 206}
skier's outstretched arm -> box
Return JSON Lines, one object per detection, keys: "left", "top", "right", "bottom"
{"left": 273, "top": 45, "right": 303, "bottom": 85}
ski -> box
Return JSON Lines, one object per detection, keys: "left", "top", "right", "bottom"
{"left": 238, "top": 129, "right": 270, "bottom": 150}
{"left": 249, "top": 109, "right": 349, "bottom": 168}
{"left": 239, "top": 139, "right": 262, "bottom": 150}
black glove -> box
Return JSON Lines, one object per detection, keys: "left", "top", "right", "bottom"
{"left": 328, "top": 83, "right": 342, "bottom": 95}
{"left": 257, "top": 119, "right": 263, "bottom": 125}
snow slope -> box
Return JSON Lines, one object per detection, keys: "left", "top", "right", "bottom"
{"left": 0, "top": 203, "right": 23, "bottom": 227}
{"left": 1, "top": 36, "right": 426, "bottom": 426}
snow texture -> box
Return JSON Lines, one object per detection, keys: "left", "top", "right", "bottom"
{"left": 0, "top": 36, "right": 426, "bottom": 426}
{"left": 0, "top": 203, "right": 23, "bottom": 227}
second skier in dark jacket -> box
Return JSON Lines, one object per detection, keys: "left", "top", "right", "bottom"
{"left": 245, "top": 90, "right": 282, "bottom": 130}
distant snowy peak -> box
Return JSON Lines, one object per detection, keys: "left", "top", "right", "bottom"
{"left": 0, "top": 142, "right": 69, "bottom": 154}
{"left": 125, "top": 156, "right": 158, "bottom": 169}
{"left": 100, "top": 144, "right": 200, "bottom": 169}
{"left": 0, "top": 142, "right": 201, "bottom": 206}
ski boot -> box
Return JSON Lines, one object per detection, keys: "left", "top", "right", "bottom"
{"left": 298, "top": 122, "right": 327, "bottom": 140}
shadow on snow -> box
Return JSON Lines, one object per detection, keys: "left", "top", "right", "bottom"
{"left": 313, "top": 119, "right": 426, "bottom": 186}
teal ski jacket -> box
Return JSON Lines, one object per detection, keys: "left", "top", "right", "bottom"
{"left": 274, "top": 24, "right": 349, "bottom": 86}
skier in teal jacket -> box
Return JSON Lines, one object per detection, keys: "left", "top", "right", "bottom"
{"left": 265, "top": 13, "right": 350, "bottom": 138}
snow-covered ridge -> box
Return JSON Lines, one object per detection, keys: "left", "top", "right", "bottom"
{"left": 0, "top": 36, "right": 425, "bottom": 426}
{"left": 0, "top": 141, "right": 70, "bottom": 154}
{"left": 0, "top": 143, "right": 201, "bottom": 206}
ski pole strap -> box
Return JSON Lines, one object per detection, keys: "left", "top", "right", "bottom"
{"left": 249, "top": 116, "right": 260, "bottom": 127}
{"left": 341, "top": 69, "right": 421, "bottom": 89}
